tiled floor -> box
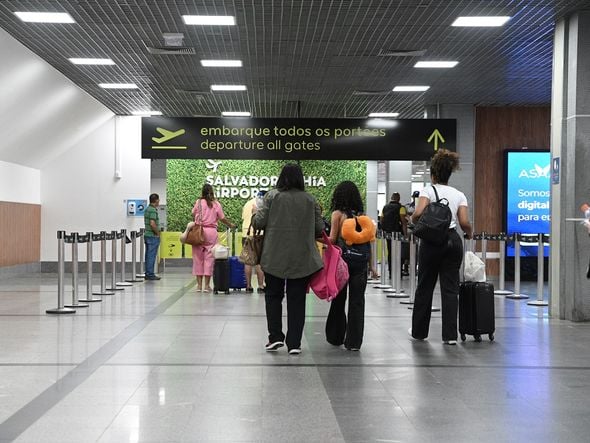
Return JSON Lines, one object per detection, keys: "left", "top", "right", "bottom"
{"left": 0, "top": 270, "right": 588, "bottom": 442}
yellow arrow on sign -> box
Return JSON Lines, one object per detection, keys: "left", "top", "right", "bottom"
{"left": 427, "top": 129, "right": 445, "bottom": 151}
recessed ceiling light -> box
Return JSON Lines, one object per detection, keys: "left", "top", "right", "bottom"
{"left": 131, "top": 110, "right": 162, "bottom": 116}
{"left": 201, "top": 60, "right": 243, "bottom": 67}
{"left": 393, "top": 86, "right": 430, "bottom": 92}
{"left": 98, "top": 83, "right": 138, "bottom": 89}
{"left": 14, "top": 11, "right": 75, "bottom": 23}
{"left": 222, "top": 111, "right": 251, "bottom": 117}
{"left": 414, "top": 61, "right": 458, "bottom": 68}
{"left": 211, "top": 84, "right": 247, "bottom": 91}
{"left": 451, "top": 16, "right": 510, "bottom": 27}
{"left": 182, "top": 15, "right": 235, "bottom": 26}
{"left": 368, "top": 112, "right": 400, "bottom": 118}
{"left": 69, "top": 58, "right": 115, "bottom": 65}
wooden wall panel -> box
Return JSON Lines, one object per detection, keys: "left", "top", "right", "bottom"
{"left": 474, "top": 107, "right": 550, "bottom": 275}
{"left": 0, "top": 201, "right": 41, "bottom": 267}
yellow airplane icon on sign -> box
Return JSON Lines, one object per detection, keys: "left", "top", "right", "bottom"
{"left": 152, "top": 127, "right": 186, "bottom": 144}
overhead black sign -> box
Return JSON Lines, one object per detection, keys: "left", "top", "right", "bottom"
{"left": 141, "top": 117, "right": 456, "bottom": 161}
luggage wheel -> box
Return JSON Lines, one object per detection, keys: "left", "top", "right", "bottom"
{"left": 460, "top": 334, "right": 466, "bottom": 342}
{"left": 489, "top": 334, "right": 494, "bottom": 341}
{"left": 474, "top": 334, "right": 482, "bottom": 342}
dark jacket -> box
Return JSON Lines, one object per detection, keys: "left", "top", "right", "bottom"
{"left": 252, "top": 188, "right": 324, "bottom": 279}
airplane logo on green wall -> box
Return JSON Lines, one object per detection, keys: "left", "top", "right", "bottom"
{"left": 151, "top": 127, "right": 187, "bottom": 150}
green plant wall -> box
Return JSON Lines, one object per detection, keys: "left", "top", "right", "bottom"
{"left": 166, "top": 159, "right": 367, "bottom": 232}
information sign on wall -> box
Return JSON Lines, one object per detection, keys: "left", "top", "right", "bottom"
{"left": 504, "top": 150, "right": 550, "bottom": 257}
{"left": 142, "top": 117, "right": 456, "bottom": 161}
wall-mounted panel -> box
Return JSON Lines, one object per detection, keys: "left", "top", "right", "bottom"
{"left": 0, "top": 202, "right": 40, "bottom": 266}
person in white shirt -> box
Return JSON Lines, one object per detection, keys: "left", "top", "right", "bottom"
{"left": 409, "top": 149, "right": 473, "bottom": 345}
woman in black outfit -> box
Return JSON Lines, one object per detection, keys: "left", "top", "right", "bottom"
{"left": 325, "top": 181, "right": 369, "bottom": 351}
{"left": 410, "top": 150, "right": 473, "bottom": 345}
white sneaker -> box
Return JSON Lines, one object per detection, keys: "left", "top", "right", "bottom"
{"left": 443, "top": 340, "right": 457, "bottom": 346}
{"left": 408, "top": 327, "right": 426, "bottom": 341}
{"left": 265, "top": 341, "right": 284, "bottom": 352}
{"left": 288, "top": 348, "right": 301, "bottom": 355}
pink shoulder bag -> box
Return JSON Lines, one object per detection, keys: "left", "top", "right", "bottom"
{"left": 309, "top": 232, "right": 349, "bottom": 301}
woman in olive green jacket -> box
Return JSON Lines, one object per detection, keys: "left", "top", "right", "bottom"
{"left": 252, "top": 163, "right": 324, "bottom": 355}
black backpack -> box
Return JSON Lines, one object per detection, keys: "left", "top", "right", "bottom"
{"left": 381, "top": 201, "right": 403, "bottom": 232}
{"left": 413, "top": 186, "right": 452, "bottom": 245}
{"left": 338, "top": 211, "right": 371, "bottom": 270}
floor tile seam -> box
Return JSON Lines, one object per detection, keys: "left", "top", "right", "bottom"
{"left": 99, "top": 362, "right": 590, "bottom": 370}
{"left": 0, "top": 278, "right": 196, "bottom": 441}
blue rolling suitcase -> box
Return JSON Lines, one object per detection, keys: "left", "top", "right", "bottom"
{"left": 229, "top": 230, "right": 247, "bottom": 291}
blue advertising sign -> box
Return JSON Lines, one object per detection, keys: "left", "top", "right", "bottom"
{"left": 505, "top": 151, "right": 550, "bottom": 257}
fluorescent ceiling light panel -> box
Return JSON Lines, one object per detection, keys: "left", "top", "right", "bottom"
{"left": 222, "top": 111, "right": 251, "bottom": 117}
{"left": 131, "top": 111, "right": 162, "bottom": 116}
{"left": 14, "top": 11, "right": 75, "bottom": 23}
{"left": 451, "top": 16, "right": 510, "bottom": 27}
{"left": 201, "top": 59, "right": 242, "bottom": 67}
{"left": 414, "top": 61, "right": 458, "bottom": 68}
{"left": 182, "top": 15, "right": 235, "bottom": 25}
{"left": 210, "top": 84, "right": 247, "bottom": 91}
{"left": 368, "top": 112, "right": 399, "bottom": 118}
{"left": 98, "top": 83, "right": 138, "bottom": 89}
{"left": 393, "top": 86, "right": 430, "bottom": 92}
{"left": 69, "top": 58, "right": 115, "bottom": 65}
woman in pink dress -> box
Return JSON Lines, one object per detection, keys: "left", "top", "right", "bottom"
{"left": 192, "top": 184, "right": 235, "bottom": 292}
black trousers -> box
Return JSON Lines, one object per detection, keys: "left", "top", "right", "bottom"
{"left": 325, "top": 263, "right": 368, "bottom": 349}
{"left": 264, "top": 272, "right": 311, "bottom": 350}
{"left": 411, "top": 230, "right": 463, "bottom": 341}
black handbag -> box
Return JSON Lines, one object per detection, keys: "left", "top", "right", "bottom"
{"left": 413, "top": 186, "right": 452, "bottom": 245}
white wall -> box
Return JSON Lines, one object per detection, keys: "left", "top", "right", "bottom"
{"left": 41, "top": 117, "right": 151, "bottom": 261}
{"left": 0, "top": 28, "right": 114, "bottom": 169}
{"left": 0, "top": 160, "right": 40, "bottom": 204}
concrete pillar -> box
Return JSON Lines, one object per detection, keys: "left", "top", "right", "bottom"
{"left": 366, "top": 161, "right": 379, "bottom": 222}
{"left": 424, "top": 104, "right": 475, "bottom": 228}
{"left": 550, "top": 11, "right": 590, "bottom": 321}
{"left": 386, "top": 161, "right": 412, "bottom": 207}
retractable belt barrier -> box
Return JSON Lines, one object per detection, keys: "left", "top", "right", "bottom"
{"left": 373, "top": 231, "right": 392, "bottom": 289}
{"left": 47, "top": 228, "right": 145, "bottom": 315}
{"left": 384, "top": 232, "right": 408, "bottom": 298}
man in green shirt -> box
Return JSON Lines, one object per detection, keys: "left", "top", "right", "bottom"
{"left": 144, "top": 193, "right": 161, "bottom": 280}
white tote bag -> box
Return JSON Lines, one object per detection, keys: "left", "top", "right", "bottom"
{"left": 464, "top": 251, "right": 486, "bottom": 282}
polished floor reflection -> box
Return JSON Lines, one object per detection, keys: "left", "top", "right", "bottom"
{"left": 0, "top": 270, "right": 588, "bottom": 442}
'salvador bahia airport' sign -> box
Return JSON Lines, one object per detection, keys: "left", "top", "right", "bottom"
{"left": 141, "top": 117, "right": 456, "bottom": 161}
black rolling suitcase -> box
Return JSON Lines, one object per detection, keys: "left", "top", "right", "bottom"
{"left": 213, "top": 259, "right": 230, "bottom": 294}
{"left": 459, "top": 281, "right": 495, "bottom": 342}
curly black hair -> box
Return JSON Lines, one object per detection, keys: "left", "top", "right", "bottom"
{"left": 430, "top": 149, "right": 460, "bottom": 184}
{"left": 330, "top": 180, "right": 364, "bottom": 213}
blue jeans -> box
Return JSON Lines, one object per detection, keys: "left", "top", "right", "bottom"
{"left": 144, "top": 236, "right": 160, "bottom": 277}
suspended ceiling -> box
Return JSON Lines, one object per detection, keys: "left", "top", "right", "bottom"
{"left": 0, "top": 0, "right": 587, "bottom": 118}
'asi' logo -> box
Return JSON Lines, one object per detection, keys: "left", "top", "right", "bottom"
{"left": 519, "top": 164, "right": 550, "bottom": 179}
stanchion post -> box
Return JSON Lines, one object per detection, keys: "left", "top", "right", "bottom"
{"left": 79, "top": 232, "right": 101, "bottom": 303}
{"left": 137, "top": 228, "right": 145, "bottom": 278}
{"left": 106, "top": 231, "right": 124, "bottom": 291}
{"left": 46, "top": 231, "right": 76, "bottom": 314}
{"left": 506, "top": 233, "right": 529, "bottom": 300}
{"left": 374, "top": 232, "right": 392, "bottom": 289}
{"left": 126, "top": 230, "right": 144, "bottom": 283}
{"left": 481, "top": 232, "right": 488, "bottom": 281}
{"left": 528, "top": 233, "right": 548, "bottom": 307}
{"left": 385, "top": 232, "right": 409, "bottom": 298}
{"left": 116, "top": 229, "right": 133, "bottom": 287}
{"left": 401, "top": 233, "right": 418, "bottom": 306}
{"left": 94, "top": 231, "right": 114, "bottom": 296}
{"left": 65, "top": 233, "right": 88, "bottom": 308}
{"left": 495, "top": 233, "right": 513, "bottom": 295}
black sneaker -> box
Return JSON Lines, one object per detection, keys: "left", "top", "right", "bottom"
{"left": 265, "top": 341, "right": 284, "bottom": 352}
{"left": 245, "top": 287, "right": 254, "bottom": 293}
{"left": 288, "top": 348, "right": 301, "bottom": 355}
{"left": 257, "top": 287, "right": 265, "bottom": 293}
{"left": 145, "top": 275, "right": 161, "bottom": 281}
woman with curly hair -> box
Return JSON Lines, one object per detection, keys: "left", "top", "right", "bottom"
{"left": 325, "top": 180, "right": 373, "bottom": 351}
{"left": 409, "top": 149, "right": 473, "bottom": 345}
